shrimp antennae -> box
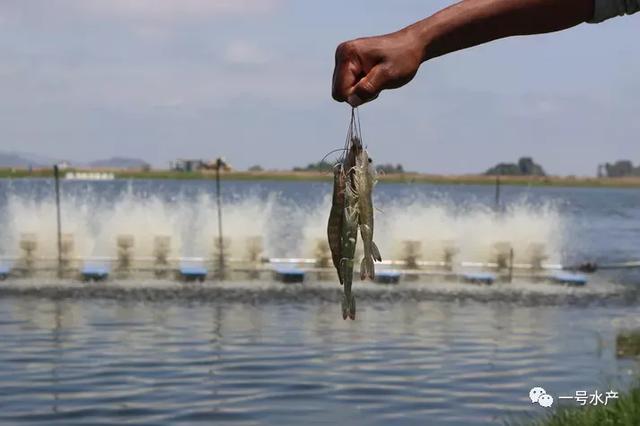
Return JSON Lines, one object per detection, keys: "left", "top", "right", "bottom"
{"left": 320, "top": 148, "right": 349, "bottom": 165}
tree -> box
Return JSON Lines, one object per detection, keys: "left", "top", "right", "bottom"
{"left": 376, "top": 163, "right": 405, "bottom": 174}
{"left": 293, "top": 161, "right": 334, "bottom": 172}
{"left": 486, "top": 157, "right": 545, "bottom": 176}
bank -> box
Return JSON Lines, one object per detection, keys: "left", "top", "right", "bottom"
{"left": 3, "top": 167, "right": 640, "bottom": 188}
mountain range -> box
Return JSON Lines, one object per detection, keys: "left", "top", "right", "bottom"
{"left": 87, "top": 157, "right": 149, "bottom": 169}
{"left": 0, "top": 151, "right": 149, "bottom": 169}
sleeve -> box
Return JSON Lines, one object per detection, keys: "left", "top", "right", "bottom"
{"left": 589, "top": 0, "right": 640, "bottom": 23}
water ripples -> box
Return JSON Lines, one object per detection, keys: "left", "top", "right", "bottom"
{"left": 0, "top": 298, "right": 639, "bottom": 425}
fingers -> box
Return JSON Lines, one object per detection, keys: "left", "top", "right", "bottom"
{"left": 332, "top": 42, "right": 358, "bottom": 103}
{"left": 351, "top": 65, "right": 387, "bottom": 106}
{"left": 333, "top": 41, "right": 390, "bottom": 107}
{"left": 347, "top": 94, "right": 364, "bottom": 108}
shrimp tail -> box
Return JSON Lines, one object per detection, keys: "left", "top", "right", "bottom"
{"left": 372, "top": 241, "right": 382, "bottom": 262}
{"left": 360, "top": 256, "right": 375, "bottom": 280}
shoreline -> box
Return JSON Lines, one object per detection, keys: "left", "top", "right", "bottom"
{"left": 2, "top": 168, "right": 640, "bottom": 188}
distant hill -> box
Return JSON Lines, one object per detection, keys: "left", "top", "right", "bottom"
{"left": 0, "top": 152, "right": 45, "bottom": 168}
{"left": 88, "top": 157, "right": 150, "bottom": 170}
{"left": 0, "top": 151, "right": 152, "bottom": 170}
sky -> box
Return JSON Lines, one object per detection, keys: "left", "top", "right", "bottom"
{"left": 0, "top": 0, "right": 638, "bottom": 175}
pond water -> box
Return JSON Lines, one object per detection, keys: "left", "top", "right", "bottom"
{"left": 1, "top": 178, "right": 639, "bottom": 425}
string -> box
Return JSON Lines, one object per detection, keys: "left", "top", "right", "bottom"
{"left": 355, "top": 107, "right": 363, "bottom": 145}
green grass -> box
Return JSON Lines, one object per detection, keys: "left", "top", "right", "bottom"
{"left": 510, "top": 386, "right": 640, "bottom": 426}
{"left": 617, "top": 331, "right": 640, "bottom": 358}
{"left": 0, "top": 168, "right": 55, "bottom": 178}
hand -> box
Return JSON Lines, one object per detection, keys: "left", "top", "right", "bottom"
{"left": 332, "top": 29, "right": 424, "bottom": 107}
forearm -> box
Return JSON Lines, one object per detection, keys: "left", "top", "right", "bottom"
{"left": 332, "top": 0, "right": 638, "bottom": 106}
{"left": 407, "top": 0, "right": 595, "bottom": 62}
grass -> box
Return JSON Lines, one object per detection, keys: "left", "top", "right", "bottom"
{"left": 0, "top": 168, "right": 55, "bottom": 178}
{"left": 517, "top": 386, "right": 640, "bottom": 426}
{"left": 4, "top": 167, "right": 640, "bottom": 188}
{"left": 617, "top": 331, "right": 640, "bottom": 358}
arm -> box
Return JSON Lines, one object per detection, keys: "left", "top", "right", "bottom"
{"left": 333, "top": 0, "right": 597, "bottom": 106}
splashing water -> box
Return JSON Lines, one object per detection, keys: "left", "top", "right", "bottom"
{"left": 375, "top": 199, "right": 564, "bottom": 264}
{"left": 301, "top": 193, "right": 565, "bottom": 266}
{"left": 1, "top": 191, "right": 276, "bottom": 262}
{"left": 1, "top": 187, "right": 565, "bottom": 266}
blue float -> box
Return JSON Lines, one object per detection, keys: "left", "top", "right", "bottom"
{"left": 179, "top": 266, "right": 207, "bottom": 282}
{"left": 81, "top": 265, "right": 109, "bottom": 282}
{"left": 462, "top": 272, "right": 496, "bottom": 285}
{"left": 550, "top": 272, "right": 587, "bottom": 286}
{"left": 375, "top": 270, "right": 401, "bottom": 284}
{"left": 273, "top": 267, "right": 305, "bottom": 284}
{"left": 0, "top": 264, "right": 10, "bottom": 280}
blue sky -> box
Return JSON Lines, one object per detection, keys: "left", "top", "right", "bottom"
{"left": 0, "top": 0, "right": 638, "bottom": 175}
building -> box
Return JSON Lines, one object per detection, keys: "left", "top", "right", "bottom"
{"left": 170, "top": 158, "right": 232, "bottom": 172}
{"left": 171, "top": 159, "right": 202, "bottom": 172}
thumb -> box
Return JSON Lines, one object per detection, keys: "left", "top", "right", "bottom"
{"left": 349, "top": 65, "right": 387, "bottom": 107}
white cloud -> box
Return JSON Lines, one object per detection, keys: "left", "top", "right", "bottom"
{"left": 76, "top": 0, "right": 282, "bottom": 21}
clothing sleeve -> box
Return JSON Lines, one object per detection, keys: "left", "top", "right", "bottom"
{"left": 589, "top": 0, "right": 640, "bottom": 23}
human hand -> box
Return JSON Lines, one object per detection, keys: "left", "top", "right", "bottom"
{"left": 332, "top": 29, "right": 424, "bottom": 107}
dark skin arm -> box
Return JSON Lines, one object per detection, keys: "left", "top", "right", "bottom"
{"left": 332, "top": 0, "right": 595, "bottom": 106}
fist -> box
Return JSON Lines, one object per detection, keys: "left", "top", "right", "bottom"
{"left": 332, "top": 29, "right": 423, "bottom": 107}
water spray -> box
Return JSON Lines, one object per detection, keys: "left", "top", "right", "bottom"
{"left": 494, "top": 176, "right": 501, "bottom": 210}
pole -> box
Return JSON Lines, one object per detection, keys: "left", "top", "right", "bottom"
{"left": 494, "top": 176, "right": 501, "bottom": 210}
{"left": 508, "top": 248, "right": 514, "bottom": 283}
{"left": 53, "top": 165, "right": 62, "bottom": 278}
{"left": 215, "top": 158, "right": 224, "bottom": 279}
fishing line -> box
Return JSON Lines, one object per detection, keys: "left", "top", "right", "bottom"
{"left": 354, "top": 107, "right": 363, "bottom": 144}
{"left": 341, "top": 108, "right": 356, "bottom": 163}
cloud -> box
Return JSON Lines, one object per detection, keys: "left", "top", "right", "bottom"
{"left": 0, "top": 0, "right": 283, "bottom": 30}
{"left": 224, "top": 41, "right": 271, "bottom": 66}
{"left": 75, "top": 0, "right": 282, "bottom": 21}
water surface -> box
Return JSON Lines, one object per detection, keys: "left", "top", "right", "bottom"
{"left": 1, "top": 178, "right": 639, "bottom": 425}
